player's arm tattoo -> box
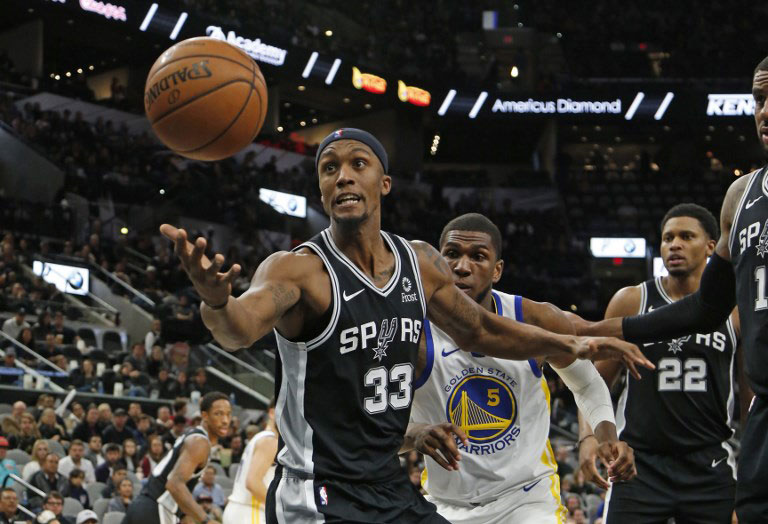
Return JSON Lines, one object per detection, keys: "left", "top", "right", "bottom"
{"left": 411, "top": 240, "right": 452, "bottom": 278}
{"left": 269, "top": 282, "right": 298, "bottom": 315}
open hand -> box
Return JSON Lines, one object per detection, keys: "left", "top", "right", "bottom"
{"left": 574, "top": 337, "right": 654, "bottom": 379}
{"left": 412, "top": 422, "right": 469, "bottom": 471}
{"left": 160, "top": 224, "right": 241, "bottom": 308}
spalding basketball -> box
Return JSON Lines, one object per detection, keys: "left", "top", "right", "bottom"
{"left": 144, "top": 37, "right": 267, "bottom": 161}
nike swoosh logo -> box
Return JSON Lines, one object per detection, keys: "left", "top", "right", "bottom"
{"left": 746, "top": 196, "right": 763, "bottom": 209}
{"left": 342, "top": 289, "right": 364, "bottom": 301}
{"left": 522, "top": 479, "right": 542, "bottom": 492}
{"left": 441, "top": 348, "right": 461, "bottom": 357}
{"left": 712, "top": 456, "right": 727, "bottom": 468}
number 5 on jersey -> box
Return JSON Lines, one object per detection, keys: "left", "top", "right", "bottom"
{"left": 364, "top": 363, "right": 414, "bottom": 414}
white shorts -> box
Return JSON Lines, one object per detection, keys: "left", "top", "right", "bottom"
{"left": 222, "top": 498, "right": 266, "bottom": 524}
{"left": 427, "top": 474, "right": 568, "bottom": 524}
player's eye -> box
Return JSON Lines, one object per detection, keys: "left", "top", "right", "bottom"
{"left": 443, "top": 250, "right": 457, "bottom": 258}
{"left": 353, "top": 158, "right": 367, "bottom": 168}
{"left": 473, "top": 253, "right": 486, "bottom": 261}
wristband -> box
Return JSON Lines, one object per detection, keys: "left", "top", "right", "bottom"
{"left": 578, "top": 434, "right": 596, "bottom": 447}
{"left": 204, "top": 297, "right": 229, "bottom": 310}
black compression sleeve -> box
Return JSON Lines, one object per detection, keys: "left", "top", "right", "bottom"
{"left": 622, "top": 252, "right": 736, "bottom": 343}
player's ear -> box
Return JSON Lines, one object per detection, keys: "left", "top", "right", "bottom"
{"left": 705, "top": 238, "right": 716, "bottom": 256}
{"left": 380, "top": 173, "right": 391, "bottom": 196}
{"left": 492, "top": 258, "right": 504, "bottom": 284}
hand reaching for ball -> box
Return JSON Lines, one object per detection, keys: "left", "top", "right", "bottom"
{"left": 160, "top": 224, "right": 241, "bottom": 308}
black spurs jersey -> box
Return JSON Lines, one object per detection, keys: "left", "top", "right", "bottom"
{"left": 274, "top": 228, "right": 426, "bottom": 482}
{"left": 731, "top": 166, "right": 768, "bottom": 397}
{"left": 617, "top": 277, "right": 738, "bottom": 454}
{"left": 142, "top": 427, "right": 209, "bottom": 513}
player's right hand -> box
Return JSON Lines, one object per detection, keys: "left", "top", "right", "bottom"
{"left": 160, "top": 224, "right": 242, "bottom": 308}
{"left": 413, "top": 422, "right": 469, "bottom": 472}
{"left": 573, "top": 336, "right": 654, "bottom": 380}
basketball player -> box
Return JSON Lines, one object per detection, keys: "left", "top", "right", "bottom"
{"left": 222, "top": 401, "right": 278, "bottom": 524}
{"left": 160, "top": 128, "right": 650, "bottom": 523}
{"left": 124, "top": 392, "right": 231, "bottom": 524}
{"left": 405, "top": 214, "right": 635, "bottom": 524}
{"left": 576, "top": 204, "right": 742, "bottom": 523}
{"left": 574, "top": 59, "right": 768, "bottom": 523}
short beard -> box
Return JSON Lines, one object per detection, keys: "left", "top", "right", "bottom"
{"left": 666, "top": 266, "right": 690, "bottom": 278}
{"left": 333, "top": 210, "right": 369, "bottom": 230}
{"left": 474, "top": 283, "right": 493, "bottom": 306}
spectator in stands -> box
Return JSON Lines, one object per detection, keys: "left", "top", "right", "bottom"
{"left": 13, "top": 328, "right": 34, "bottom": 356}
{"left": 64, "top": 403, "right": 85, "bottom": 435}
{"left": 125, "top": 344, "right": 146, "bottom": 373}
{"left": 228, "top": 435, "right": 243, "bottom": 465}
{"left": 125, "top": 404, "right": 141, "bottom": 431}
{"left": 106, "top": 478, "right": 133, "bottom": 513}
{"left": 22, "top": 439, "right": 48, "bottom": 480}
{"left": 174, "top": 371, "right": 191, "bottom": 399}
{"left": 61, "top": 469, "right": 89, "bottom": 510}
{"left": 0, "top": 488, "right": 20, "bottom": 524}
{"left": 100, "top": 465, "right": 127, "bottom": 499}
{"left": 28, "top": 454, "right": 67, "bottom": 509}
{"left": 2, "top": 308, "right": 29, "bottom": 339}
{"left": 565, "top": 493, "right": 582, "bottom": 516}
{"left": 36, "top": 334, "right": 60, "bottom": 364}
{"left": 94, "top": 444, "right": 124, "bottom": 484}
{"left": 144, "top": 320, "right": 162, "bottom": 356}
{"left": 49, "top": 354, "right": 69, "bottom": 373}
{"left": 41, "top": 492, "right": 72, "bottom": 524}
{"left": 58, "top": 440, "right": 95, "bottom": 485}
{"left": 555, "top": 445, "right": 575, "bottom": 477}
{"left": 139, "top": 436, "right": 164, "bottom": 479}
{"left": 117, "top": 362, "right": 149, "bottom": 398}
{"left": 155, "top": 406, "right": 172, "bottom": 431}
{"left": 146, "top": 345, "right": 166, "bottom": 379}
{"left": 17, "top": 413, "right": 40, "bottom": 454}
{"left": 190, "top": 368, "right": 211, "bottom": 396}
{"left": 0, "top": 437, "right": 19, "bottom": 487}
{"left": 38, "top": 408, "right": 66, "bottom": 441}
{"left": 570, "top": 508, "right": 587, "bottom": 524}
{"left": 72, "top": 408, "right": 100, "bottom": 443}
{"left": 33, "top": 311, "right": 52, "bottom": 340}
{"left": 161, "top": 416, "right": 186, "bottom": 451}
{"left": 96, "top": 404, "right": 112, "bottom": 432}
{"left": 196, "top": 494, "right": 222, "bottom": 522}
{"left": 10, "top": 401, "right": 25, "bottom": 425}
{"left": 192, "top": 466, "right": 226, "bottom": 511}
{"left": 121, "top": 439, "right": 140, "bottom": 475}
{"left": 153, "top": 367, "right": 178, "bottom": 399}
{"left": 0, "top": 348, "right": 18, "bottom": 385}
{"left": 75, "top": 509, "right": 97, "bottom": 524}
{"left": 172, "top": 294, "right": 194, "bottom": 321}
{"left": 172, "top": 400, "right": 188, "bottom": 421}
{"left": 51, "top": 312, "right": 75, "bottom": 345}
{"left": 1, "top": 416, "right": 21, "bottom": 450}
{"left": 167, "top": 343, "right": 190, "bottom": 375}
{"left": 84, "top": 435, "right": 103, "bottom": 468}
{"left": 71, "top": 360, "right": 99, "bottom": 393}
{"left": 132, "top": 416, "right": 151, "bottom": 453}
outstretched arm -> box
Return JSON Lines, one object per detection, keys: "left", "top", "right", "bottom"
{"left": 161, "top": 225, "right": 312, "bottom": 350}
{"left": 412, "top": 241, "right": 652, "bottom": 369}
{"left": 579, "top": 174, "right": 747, "bottom": 341}
{"left": 166, "top": 436, "right": 214, "bottom": 524}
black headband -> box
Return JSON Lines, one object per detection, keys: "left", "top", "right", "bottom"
{"left": 315, "top": 128, "right": 388, "bottom": 174}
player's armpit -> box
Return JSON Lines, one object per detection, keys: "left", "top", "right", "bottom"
{"left": 166, "top": 435, "right": 210, "bottom": 523}
{"left": 201, "top": 250, "right": 310, "bottom": 349}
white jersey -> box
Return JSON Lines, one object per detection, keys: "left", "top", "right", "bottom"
{"left": 411, "top": 291, "right": 560, "bottom": 506}
{"left": 229, "top": 430, "right": 277, "bottom": 506}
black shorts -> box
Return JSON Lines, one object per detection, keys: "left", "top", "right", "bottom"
{"left": 604, "top": 444, "right": 735, "bottom": 524}
{"left": 736, "top": 396, "right": 768, "bottom": 524}
{"left": 266, "top": 465, "right": 448, "bottom": 524}
{"left": 123, "top": 494, "right": 176, "bottom": 524}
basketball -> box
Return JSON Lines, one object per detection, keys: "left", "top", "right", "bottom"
{"left": 144, "top": 37, "right": 267, "bottom": 161}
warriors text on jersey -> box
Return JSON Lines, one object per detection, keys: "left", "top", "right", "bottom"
{"left": 274, "top": 228, "right": 427, "bottom": 482}
{"left": 616, "top": 277, "right": 737, "bottom": 455}
{"left": 731, "top": 166, "right": 768, "bottom": 397}
{"left": 410, "top": 291, "right": 560, "bottom": 505}
{"left": 142, "top": 427, "right": 210, "bottom": 517}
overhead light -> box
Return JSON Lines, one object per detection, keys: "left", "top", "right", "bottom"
{"left": 364, "top": 103, "right": 372, "bottom": 109}
{"left": 297, "top": 85, "right": 306, "bottom": 91}
{"left": 88, "top": 65, "right": 94, "bottom": 70}
{"left": 120, "top": 227, "right": 129, "bottom": 235}
{"left": 734, "top": 169, "right": 743, "bottom": 176}
{"left": 49, "top": 73, "right": 55, "bottom": 79}
{"left": 300, "top": 121, "right": 306, "bottom": 127}
{"left": 159, "top": 189, "right": 165, "bottom": 195}
{"left": 343, "top": 97, "right": 350, "bottom": 103}
{"left": 277, "top": 126, "right": 284, "bottom": 132}
{"left": 76, "top": 68, "right": 83, "bottom": 74}
{"left": 283, "top": 102, "right": 291, "bottom": 107}
{"left": 311, "top": 118, "right": 318, "bottom": 124}
{"left": 65, "top": 72, "right": 71, "bottom": 77}
{"left": 510, "top": 66, "right": 519, "bottom": 78}
{"left": 325, "top": 29, "right": 333, "bottom": 37}
{"left": 556, "top": 32, "right": 563, "bottom": 38}
{"left": 54, "top": 75, "right": 60, "bottom": 80}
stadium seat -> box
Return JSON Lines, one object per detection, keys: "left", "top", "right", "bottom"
{"left": 77, "top": 328, "right": 98, "bottom": 348}
{"left": 6, "top": 449, "right": 30, "bottom": 465}
{"left": 0, "top": 403, "right": 12, "bottom": 414}
{"left": 87, "top": 482, "right": 107, "bottom": 503}
{"left": 63, "top": 497, "right": 84, "bottom": 516}
{"left": 103, "top": 331, "right": 124, "bottom": 353}
{"left": 93, "top": 498, "right": 110, "bottom": 521}
{"left": 215, "top": 475, "right": 233, "bottom": 490}
{"left": 228, "top": 462, "right": 240, "bottom": 479}
{"left": 46, "top": 439, "right": 66, "bottom": 458}
{"left": 103, "top": 511, "right": 126, "bottom": 524}
{"left": 63, "top": 346, "right": 82, "bottom": 361}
